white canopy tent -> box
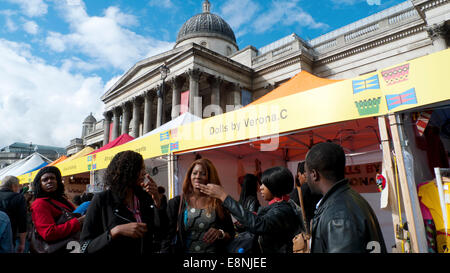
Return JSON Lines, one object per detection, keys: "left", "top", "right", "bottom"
{"left": 0, "top": 153, "right": 51, "bottom": 181}
{"left": 130, "top": 112, "right": 202, "bottom": 143}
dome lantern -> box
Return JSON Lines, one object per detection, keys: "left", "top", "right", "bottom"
{"left": 203, "top": 0, "right": 210, "bottom": 13}
{"left": 174, "top": 0, "right": 238, "bottom": 55}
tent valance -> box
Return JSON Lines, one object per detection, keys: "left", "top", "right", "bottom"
{"left": 89, "top": 134, "right": 134, "bottom": 155}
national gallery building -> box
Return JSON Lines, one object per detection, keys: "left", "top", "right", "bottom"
{"left": 66, "top": 0, "right": 449, "bottom": 155}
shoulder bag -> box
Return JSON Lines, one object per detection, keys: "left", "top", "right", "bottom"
{"left": 30, "top": 199, "right": 81, "bottom": 253}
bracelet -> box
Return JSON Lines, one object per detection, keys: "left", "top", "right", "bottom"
{"left": 218, "top": 229, "right": 225, "bottom": 240}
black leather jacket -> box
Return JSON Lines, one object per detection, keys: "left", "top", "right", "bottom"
{"left": 311, "top": 179, "right": 387, "bottom": 253}
{"left": 0, "top": 189, "right": 27, "bottom": 237}
{"left": 223, "top": 195, "right": 302, "bottom": 253}
{"left": 80, "top": 188, "right": 167, "bottom": 254}
{"left": 241, "top": 196, "right": 260, "bottom": 214}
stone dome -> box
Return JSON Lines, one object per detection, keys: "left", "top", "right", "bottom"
{"left": 83, "top": 113, "right": 96, "bottom": 124}
{"left": 175, "top": 1, "right": 237, "bottom": 48}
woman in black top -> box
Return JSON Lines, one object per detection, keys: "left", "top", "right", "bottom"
{"left": 80, "top": 150, "right": 166, "bottom": 254}
{"left": 197, "top": 166, "right": 302, "bottom": 253}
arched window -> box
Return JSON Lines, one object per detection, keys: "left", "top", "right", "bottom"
{"left": 226, "top": 46, "right": 232, "bottom": 56}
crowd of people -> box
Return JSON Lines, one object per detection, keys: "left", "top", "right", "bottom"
{"left": 0, "top": 142, "right": 387, "bottom": 254}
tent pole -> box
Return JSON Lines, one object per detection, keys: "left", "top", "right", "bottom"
{"left": 388, "top": 114, "right": 427, "bottom": 253}
{"left": 167, "top": 153, "right": 175, "bottom": 200}
{"left": 377, "top": 116, "right": 403, "bottom": 252}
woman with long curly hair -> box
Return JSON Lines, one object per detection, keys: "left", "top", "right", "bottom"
{"left": 80, "top": 150, "right": 166, "bottom": 254}
{"left": 161, "top": 158, "right": 234, "bottom": 253}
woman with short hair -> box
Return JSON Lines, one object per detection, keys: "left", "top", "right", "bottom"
{"left": 197, "top": 166, "right": 302, "bottom": 253}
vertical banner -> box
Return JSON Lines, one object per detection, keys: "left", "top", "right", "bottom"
{"left": 241, "top": 90, "right": 252, "bottom": 106}
{"left": 109, "top": 123, "right": 113, "bottom": 142}
{"left": 180, "top": 90, "right": 190, "bottom": 115}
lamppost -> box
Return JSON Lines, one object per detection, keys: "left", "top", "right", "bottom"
{"left": 157, "top": 62, "right": 170, "bottom": 127}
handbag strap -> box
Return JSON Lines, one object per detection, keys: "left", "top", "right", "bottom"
{"left": 176, "top": 195, "right": 184, "bottom": 232}
{"left": 296, "top": 186, "right": 309, "bottom": 235}
{"left": 44, "top": 198, "right": 71, "bottom": 213}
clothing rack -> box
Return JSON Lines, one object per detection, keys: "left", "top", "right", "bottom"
{"left": 433, "top": 167, "right": 450, "bottom": 235}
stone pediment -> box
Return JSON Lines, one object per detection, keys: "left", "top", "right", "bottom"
{"left": 101, "top": 43, "right": 254, "bottom": 103}
{"left": 101, "top": 45, "right": 192, "bottom": 101}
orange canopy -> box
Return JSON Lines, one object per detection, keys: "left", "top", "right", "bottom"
{"left": 249, "top": 70, "right": 341, "bottom": 105}
{"left": 247, "top": 71, "right": 378, "bottom": 159}
{"left": 178, "top": 70, "right": 381, "bottom": 160}
{"left": 48, "top": 155, "right": 68, "bottom": 166}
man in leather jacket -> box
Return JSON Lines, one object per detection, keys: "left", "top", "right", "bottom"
{"left": 305, "top": 142, "right": 387, "bottom": 253}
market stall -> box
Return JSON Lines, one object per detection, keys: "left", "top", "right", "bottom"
{"left": 0, "top": 153, "right": 50, "bottom": 181}
{"left": 15, "top": 49, "right": 450, "bottom": 253}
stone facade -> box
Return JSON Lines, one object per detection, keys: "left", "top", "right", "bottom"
{"left": 1, "top": 143, "right": 66, "bottom": 168}
{"left": 70, "top": 0, "right": 449, "bottom": 152}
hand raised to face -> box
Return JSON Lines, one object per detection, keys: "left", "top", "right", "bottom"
{"left": 140, "top": 174, "right": 161, "bottom": 208}
{"left": 194, "top": 183, "right": 228, "bottom": 202}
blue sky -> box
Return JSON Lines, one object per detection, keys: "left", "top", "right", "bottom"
{"left": 0, "top": 0, "right": 405, "bottom": 149}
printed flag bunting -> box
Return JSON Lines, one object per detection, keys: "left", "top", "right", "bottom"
{"left": 352, "top": 74, "right": 380, "bottom": 94}
{"left": 385, "top": 88, "right": 418, "bottom": 110}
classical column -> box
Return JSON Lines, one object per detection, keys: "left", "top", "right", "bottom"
{"left": 426, "top": 23, "right": 449, "bottom": 52}
{"left": 156, "top": 85, "right": 163, "bottom": 128}
{"left": 143, "top": 91, "right": 153, "bottom": 134}
{"left": 171, "top": 77, "right": 184, "bottom": 120}
{"left": 188, "top": 68, "right": 201, "bottom": 116}
{"left": 102, "top": 111, "right": 112, "bottom": 145}
{"left": 208, "top": 76, "right": 221, "bottom": 106}
{"left": 225, "top": 82, "right": 242, "bottom": 113}
{"left": 132, "top": 97, "right": 142, "bottom": 138}
{"left": 121, "top": 102, "right": 132, "bottom": 135}
{"left": 112, "top": 107, "right": 121, "bottom": 141}
{"left": 231, "top": 82, "right": 241, "bottom": 106}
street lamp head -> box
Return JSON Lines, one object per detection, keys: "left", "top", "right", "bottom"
{"left": 160, "top": 62, "right": 170, "bottom": 81}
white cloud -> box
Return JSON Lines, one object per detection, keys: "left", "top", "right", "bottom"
{"left": 104, "top": 6, "right": 139, "bottom": 27}
{"left": 104, "top": 74, "right": 124, "bottom": 93}
{"left": 148, "top": 0, "right": 174, "bottom": 9}
{"left": 220, "top": 0, "right": 260, "bottom": 38}
{"left": 45, "top": 31, "right": 67, "bottom": 52}
{"left": 331, "top": 0, "right": 361, "bottom": 4}
{"left": 6, "top": 0, "right": 48, "bottom": 17}
{"left": 331, "top": 0, "right": 380, "bottom": 5}
{"left": 47, "top": 1, "right": 174, "bottom": 71}
{"left": 367, "top": 0, "right": 381, "bottom": 5}
{"left": 61, "top": 57, "right": 101, "bottom": 72}
{"left": 0, "top": 39, "right": 105, "bottom": 149}
{"left": 221, "top": 0, "right": 260, "bottom": 30}
{"left": 5, "top": 17, "right": 18, "bottom": 32}
{"left": 23, "top": 20, "right": 39, "bottom": 35}
{"left": 252, "top": 0, "right": 328, "bottom": 34}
